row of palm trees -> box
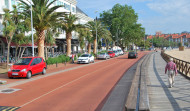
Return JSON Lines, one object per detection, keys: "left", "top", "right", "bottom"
{"left": 2, "top": 0, "right": 112, "bottom": 66}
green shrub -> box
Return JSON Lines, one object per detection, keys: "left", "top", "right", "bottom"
{"left": 77, "top": 53, "right": 82, "bottom": 57}
{"left": 58, "top": 55, "right": 66, "bottom": 63}
{"left": 46, "top": 54, "right": 71, "bottom": 65}
{"left": 46, "top": 57, "right": 54, "bottom": 65}
{"left": 65, "top": 56, "right": 70, "bottom": 62}
{"left": 91, "top": 52, "right": 96, "bottom": 57}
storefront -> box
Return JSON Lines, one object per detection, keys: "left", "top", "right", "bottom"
{"left": 0, "top": 36, "right": 5, "bottom": 57}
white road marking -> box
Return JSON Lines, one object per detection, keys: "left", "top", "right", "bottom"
{"left": 20, "top": 59, "right": 124, "bottom": 108}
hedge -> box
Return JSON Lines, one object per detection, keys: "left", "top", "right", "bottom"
{"left": 46, "top": 55, "right": 70, "bottom": 65}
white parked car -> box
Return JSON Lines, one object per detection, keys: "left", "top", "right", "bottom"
{"left": 118, "top": 50, "right": 124, "bottom": 55}
{"left": 77, "top": 54, "right": 95, "bottom": 64}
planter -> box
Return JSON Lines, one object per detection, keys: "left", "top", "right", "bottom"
{"left": 179, "top": 46, "right": 184, "bottom": 51}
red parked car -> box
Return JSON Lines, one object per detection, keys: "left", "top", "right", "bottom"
{"left": 8, "top": 57, "right": 47, "bottom": 79}
{"left": 108, "top": 51, "right": 115, "bottom": 58}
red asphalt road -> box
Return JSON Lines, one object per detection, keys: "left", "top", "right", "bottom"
{"left": 0, "top": 52, "right": 148, "bottom": 111}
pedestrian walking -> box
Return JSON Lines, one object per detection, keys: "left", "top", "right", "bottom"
{"left": 71, "top": 53, "right": 75, "bottom": 64}
{"left": 165, "top": 58, "right": 177, "bottom": 88}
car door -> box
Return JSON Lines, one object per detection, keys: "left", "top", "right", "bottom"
{"left": 91, "top": 55, "right": 94, "bottom": 61}
{"left": 89, "top": 54, "right": 92, "bottom": 62}
{"left": 30, "top": 58, "right": 38, "bottom": 74}
{"left": 36, "top": 58, "right": 43, "bottom": 73}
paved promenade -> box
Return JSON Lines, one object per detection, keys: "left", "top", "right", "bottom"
{"left": 147, "top": 51, "right": 190, "bottom": 111}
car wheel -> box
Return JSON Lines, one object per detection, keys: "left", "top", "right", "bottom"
{"left": 42, "top": 68, "right": 46, "bottom": 75}
{"left": 26, "top": 71, "right": 32, "bottom": 79}
{"left": 9, "top": 77, "right": 13, "bottom": 79}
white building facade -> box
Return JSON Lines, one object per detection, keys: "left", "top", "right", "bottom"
{"left": 0, "top": 0, "right": 93, "bottom": 57}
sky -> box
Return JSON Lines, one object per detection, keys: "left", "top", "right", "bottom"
{"left": 77, "top": 0, "right": 190, "bottom": 35}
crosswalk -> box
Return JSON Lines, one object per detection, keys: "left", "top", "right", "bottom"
{"left": 0, "top": 106, "right": 20, "bottom": 111}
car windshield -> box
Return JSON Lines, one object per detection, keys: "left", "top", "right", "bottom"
{"left": 81, "top": 54, "right": 89, "bottom": 57}
{"left": 108, "top": 52, "right": 113, "bottom": 54}
{"left": 129, "top": 52, "right": 135, "bottom": 54}
{"left": 14, "top": 58, "right": 32, "bottom": 65}
{"left": 99, "top": 53, "right": 105, "bottom": 55}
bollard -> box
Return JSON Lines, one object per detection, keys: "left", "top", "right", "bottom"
{"left": 56, "top": 62, "right": 58, "bottom": 67}
{"left": 65, "top": 61, "right": 66, "bottom": 66}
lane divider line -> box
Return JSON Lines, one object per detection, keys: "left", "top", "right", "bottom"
{"left": 20, "top": 59, "right": 125, "bottom": 108}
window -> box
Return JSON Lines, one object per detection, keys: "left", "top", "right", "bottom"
{"left": 37, "top": 58, "right": 42, "bottom": 64}
{"left": 14, "top": 58, "right": 32, "bottom": 65}
{"left": 11, "top": 0, "right": 16, "bottom": 5}
{"left": 5, "top": 0, "right": 9, "bottom": 8}
{"left": 64, "top": 3, "right": 71, "bottom": 10}
{"left": 31, "top": 58, "right": 38, "bottom": 65}
{"left": 72, "top": 7, "right": 76, "bottom": 12}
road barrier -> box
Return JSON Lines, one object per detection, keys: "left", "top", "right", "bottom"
{"left": 161, "top": 51, "right": 190, "bottom": 78}
{"left": 125, "top": 53, "right": 151, "bottom": 111}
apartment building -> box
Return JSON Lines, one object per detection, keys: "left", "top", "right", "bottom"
{"left": 147, "top": 32, "right": 190, "bottom": 47}
{"left": 0, "top": 0, "right": 93, "bottom": 57}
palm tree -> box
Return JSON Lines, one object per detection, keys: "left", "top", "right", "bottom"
{"left": 2, "top": 8, "right": 16, "bottom": 68}
{"left": 19, "top": 0, "right": 64, "bottom": 59}
{"left": 19, "top": 36, "right": 31, "bottom": 58}
{"left": 61, "top": 13, "right": 81, "bottom": 56}
{"left": 12, "top": 4, "right": 30, "bottom": 61}
{"left": 85, "top": 29, "right": 93, "bottom": 54}
{"left": 77, "top": 27, "right": 87, "bottom": 53}
{"left": 101, "top": 29, "right": 112, "bottom": 50}
{"left": 86, "top": 20, "right": 103, "bottom": 54}
{"left": 45, "top": 29, "right": 57, "bottom": 59}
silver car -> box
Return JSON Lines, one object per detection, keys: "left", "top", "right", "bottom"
{"left": 113, "top": 50, "right": 119, "bottom": 57}
{"left": 97, "top": 53, "right": 110, "bottom": 60}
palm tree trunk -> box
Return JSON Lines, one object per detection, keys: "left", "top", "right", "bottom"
{"left": 18, "top": 47, "right": 21, "bottom": 59}
{"left": 88, "top": 43, "right": 91, "bottom": 54}
{"left": 93, "top": 39, "right": 97, "bottom": 54}
{"left": 48, "top": 48, "right": 50, "bottom": 57}
{"left": 20, "top": 47, "right": 26, "bottom": 58}
{"left": 66, "top": 32, "right": 72, "bottom": 56}
{"left": 38, "top": 30, "right": 45, "bottom": 59}
{"left": 45, "top": 46, "right": 48, "bottom": 60}
{"left": 6, "top": 42, "right": 10, "bottom": 68}
{"left": 15, "top": 46, "right": 18, "bottom": 61}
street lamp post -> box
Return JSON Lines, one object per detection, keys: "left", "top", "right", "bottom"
{"left": 30, "top": 0, "right": 34, "bottom": 57}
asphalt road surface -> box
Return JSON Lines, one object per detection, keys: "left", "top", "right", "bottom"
{"left": 0, "top": 52, "right": 148, "bottom": 111}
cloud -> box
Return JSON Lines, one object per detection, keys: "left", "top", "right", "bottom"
{"left": 128, "top": 0, "right": 152, "bottom": 3}
{"left": 143, "top": 0, "right": 190, "bottom": 34}
{"left": 77, "top": 0, "right": 190, "bottom": 34}
{"left": 147, "top": 0, "right": 190, "bottom": 16}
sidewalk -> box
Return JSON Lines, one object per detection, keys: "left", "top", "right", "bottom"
{"left": 0, "top": 61, "right": 89, "bottom": 85}
{"left": 0, "top": 63, "right": 8, "bottom": 74}
{"left": 147, "top": 52, "right": 190, "bottom": 111}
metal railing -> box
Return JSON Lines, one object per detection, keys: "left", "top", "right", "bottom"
{"left": 161, "top": 50, "right": 190, "bottom": 78}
